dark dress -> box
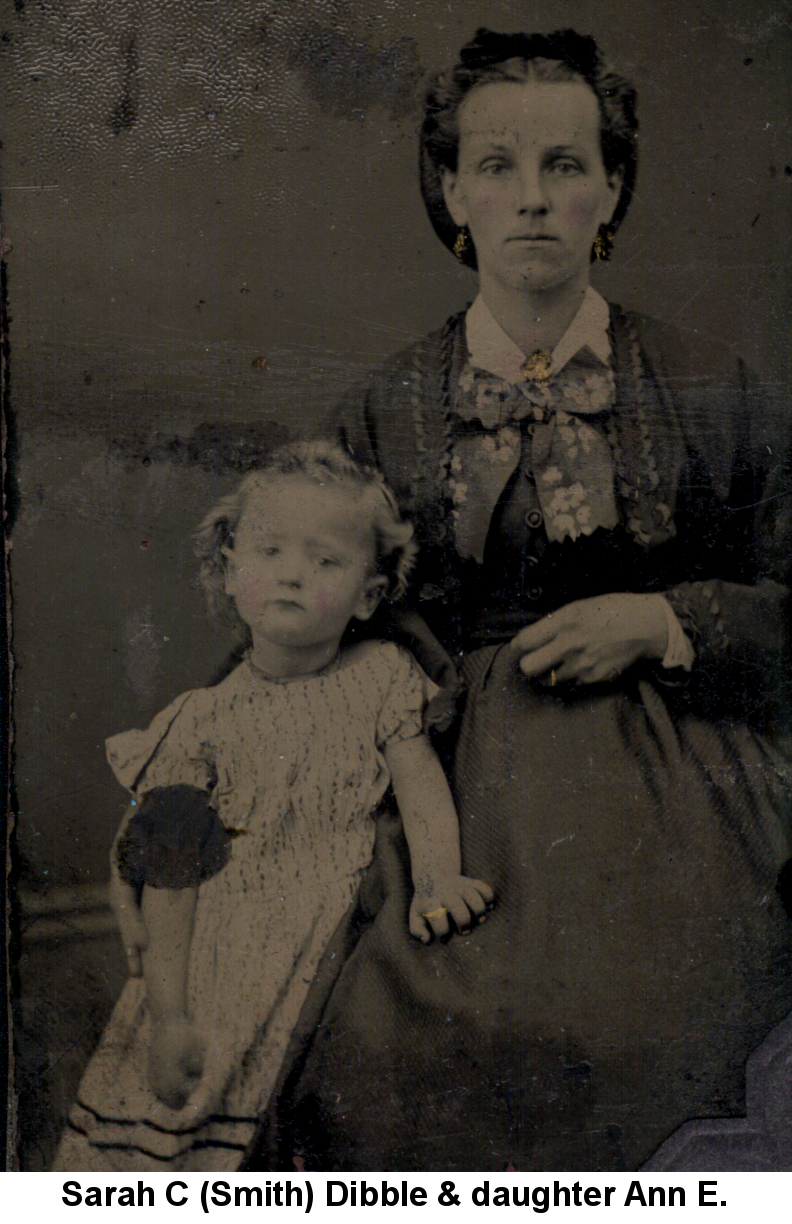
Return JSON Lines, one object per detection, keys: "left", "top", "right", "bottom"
{"left": 259, "top": 304, "right": 792, "bottom": 1172}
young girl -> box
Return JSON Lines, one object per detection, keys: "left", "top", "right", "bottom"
{"left": 54, "top": 441, "right": 493, "bottom": 1172}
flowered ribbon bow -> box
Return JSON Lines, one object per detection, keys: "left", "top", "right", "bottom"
{"left": 450, "top": 357, "right": 620, "bottom": 563}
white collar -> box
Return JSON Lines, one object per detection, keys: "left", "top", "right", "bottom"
{"left": 465, "top": 286, "right": 611, "bottom": 384}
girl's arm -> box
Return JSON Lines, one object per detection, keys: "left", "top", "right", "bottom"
{"left": 109, "top": 803, "right": 149, "bottom": 976}
{"left": 109, "top": 804, "right": 205, "bottom": 1108}
{"left": 140, "top": 885, "right": 204, "bottom": 1109}
{"left": 140, "top": 885, "right": 197, "bottom": 1022}
{"left": 384, "top": 733, "right": 493, "bottom": 942}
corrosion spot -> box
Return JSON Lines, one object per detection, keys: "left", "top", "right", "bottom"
{"left": 287, "top": 25, "right": 422, "bottom": 121}
{"left": 109, "top": 93, "right": 137, "bottom": 133}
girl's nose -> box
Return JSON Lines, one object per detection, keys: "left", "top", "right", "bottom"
{"left": 276, "top": 553, "right": 304, "bottom": 588}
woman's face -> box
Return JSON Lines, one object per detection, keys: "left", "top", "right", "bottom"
{"left": 442, "top": 79, "right": 622, "bottom": 298}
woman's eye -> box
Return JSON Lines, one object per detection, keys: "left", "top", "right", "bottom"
{"left": 261, "top": 546, "right": 279, "bottom": 556}
{"left": 549, "top": 159, "right": 582, "bottom": 176}
{"left": 318, "top": 556, "right": 339, "bottom": 567}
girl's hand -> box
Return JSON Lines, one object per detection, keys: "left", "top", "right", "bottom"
{"left": 509, "top": 593, "right": 669, "bottom": 686}
{"left": 410, "top": 876, "right": 494, "bottom": 943}
{"left": 148, "top": 1015, "right": 204, "bottom": 1110}
{"left": 110, "top": 869, "right": 148, "bottom": 977}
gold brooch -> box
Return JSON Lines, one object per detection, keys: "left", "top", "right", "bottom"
{"left": 520, "top": 350, "right": 553, "bottom": 382}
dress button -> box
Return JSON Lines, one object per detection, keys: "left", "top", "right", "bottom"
{"left": 525, "top": 509, "right": 543, "bottom": 529}
{"left": 528, "top": 586, "right": 543, "bottom": 601}
{"left": 527, "top": 422, "right": 537, "bottom": 437}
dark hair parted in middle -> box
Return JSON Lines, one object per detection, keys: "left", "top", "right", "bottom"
{"left": 419, "top": 28, "right": 639, "bottom": 269}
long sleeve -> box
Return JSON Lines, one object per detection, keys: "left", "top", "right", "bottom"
{"left": 635, "top": 318, "right": 792, "bottom": 725}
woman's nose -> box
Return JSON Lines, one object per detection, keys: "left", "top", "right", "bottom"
{"left": 516, "top": 166, "right": 548, "bottom": 213}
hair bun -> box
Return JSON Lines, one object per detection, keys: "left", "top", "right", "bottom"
{"left": 458, "top": 28, "right": 600, "bottom": 78}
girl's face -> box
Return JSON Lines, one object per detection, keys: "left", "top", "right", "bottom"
{"left": 441, "top": 79, "right": 622, "bottom": 299}
{"left": 223, "top": 477, "right": 384, "bottom": 661}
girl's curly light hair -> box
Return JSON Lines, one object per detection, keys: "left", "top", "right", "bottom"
{"left": 194, "top": 440, "right": 417, "bottom": 640}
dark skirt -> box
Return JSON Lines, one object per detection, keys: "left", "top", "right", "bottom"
{"left": 262, "top": 647, "right": 792, "bottom": 1171}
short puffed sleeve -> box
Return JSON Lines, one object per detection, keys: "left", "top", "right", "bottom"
{"left": 375, "top": 644, "right": 439, "bottom": 748}
{"left": 109, "top": 691, "right": 232, "bottom": 889}
{"left": 106, "top": 690, "right": 217, "bottom": 794}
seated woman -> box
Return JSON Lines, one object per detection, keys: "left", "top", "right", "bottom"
{"left": 262, "top": 28, "right": 792, "bottom": 1172}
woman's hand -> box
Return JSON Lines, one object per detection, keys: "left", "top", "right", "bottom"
{"left": 510, "top": 593, "right": 670, "bottom": 686}
{"left": 148, "top": 1015, "right": 204, "bottom": 1110}
{"left": 409, "top": 875, "right": 494, "bottom": 943}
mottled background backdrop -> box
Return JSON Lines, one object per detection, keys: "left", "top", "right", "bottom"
{"left": 3, "top": 0, "right": 791, "bottom": 1168}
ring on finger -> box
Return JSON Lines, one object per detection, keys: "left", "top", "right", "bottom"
{"left": 421, "top": 906, "right": 448, "bottom": 921}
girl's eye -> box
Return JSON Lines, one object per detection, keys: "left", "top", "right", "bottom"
{"left": 262, "top": 546, "right": 279, "bottom": 556}
{"left": 480, "top": 158, "right": 509, "bottom": 176}
{"left": 318, "top": 556, "right": 339, "bottom": 567}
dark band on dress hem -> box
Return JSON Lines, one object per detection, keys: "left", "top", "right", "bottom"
{"left": 75, "top": 1098, "right": 258, "bottom": 1135}
{"left": 65, "top": 1122, "right": 248, "bottom": 1159}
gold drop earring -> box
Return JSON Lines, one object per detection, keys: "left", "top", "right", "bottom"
{"left": 593, "top": 225, "right": 614, "bottom": 262}
{"left": 453, "top": 227, "right": 470, "bottom": 261}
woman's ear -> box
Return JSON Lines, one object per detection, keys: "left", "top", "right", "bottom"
{"left": 441, "top": 167, "right": 469, "bottom": 229}
{"left": 354, "top": 575, "right": 388, "bottom": 622}
{"left": 602, "top": 167, "right": 624, "bottom": 227}
{"left": 221, "top": 545, "right": 236, "bottom": 596}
